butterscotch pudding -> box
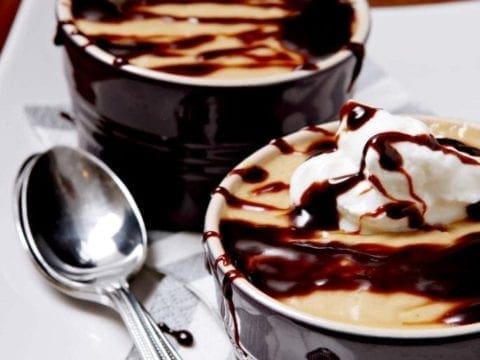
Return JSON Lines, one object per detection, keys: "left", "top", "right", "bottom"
{"left": 215, "top": 101, "right": 480, "bottom": 329}
{"left": 69, "top": 0, "right": 360, "bottom": 79}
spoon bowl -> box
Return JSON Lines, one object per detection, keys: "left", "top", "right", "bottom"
{"left": 15, "top": 146, "right": 180, "bottom": 360}
{"left": 17, "top": 147, "right": 145, "bottom": 304}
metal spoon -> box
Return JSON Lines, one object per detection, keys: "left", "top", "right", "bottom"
{"left": 14, "top": 146, "right": 181, "bottom": 360}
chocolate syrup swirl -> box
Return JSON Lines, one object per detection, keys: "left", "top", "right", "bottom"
{"left": 220, "top": 220, "right": 480, "bottom": 324}
{"left": 69, "top": 0, "right": 356, "bottom": 77}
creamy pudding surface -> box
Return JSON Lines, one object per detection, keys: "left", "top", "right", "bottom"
{"left": 217, "top": 101, "right": 480, "bottom": 329}
{"left": 69, "top": 0, "right": 358, "bottom": 79}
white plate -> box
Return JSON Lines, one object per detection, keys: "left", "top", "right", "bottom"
{"left": 0, "top": 0, "right": 131, "bottom": 357}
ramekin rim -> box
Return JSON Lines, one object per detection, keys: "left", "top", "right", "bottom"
{"left": 55, "top": 0, "right": 370, "bottom": 88}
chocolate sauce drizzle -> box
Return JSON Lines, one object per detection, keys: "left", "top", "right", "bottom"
{"left": 231, "top": 166, "right": 269, "bottom": 183}
{"left": 437, "top": 138, "right": 480, "bottom": 157}
{"left": 340, "top": 101, "right": 378, "bottom": 130}
{"left": 270, "top": 138, "right": 295, "bottom": 154}
{"left": 298, "top": 173, "right": 363, "bottom": 230}
{"left": 59, "top": 111, "right": 74, "bottom": 123}
{"left": 305, "top": 137, "right": 338, "bottom": 157}
{"left": 304, "top": 126, "right": 335, "bottom": 135}
{"left": 297, "top": 103, "right": 480, "bottom": 231}
{"left": 214, "top": 254, "right": 232, "bottom": 270}
{"left": 222, "top": 269, "right": 246, "bottom": 355}
{"left": 203, "top": 230, "right": 219, "bottom": 243}
{"left": 220, "top": 220, "right": 480, "bottom": 325}
{"left": 252, "top": 181, "right": 289, "bottom": 195}
{"left": 69, "top": 0, "right": 357, "bottom": 77}
{"left": 213, "top": 186, "right": 285, "bottom": 211}
{"left": 140, "top": 264, "right": 195, "bottom": 345}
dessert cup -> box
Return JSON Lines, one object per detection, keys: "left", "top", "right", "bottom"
{"left": 55, "top": 0, "right": 370, "bottom": 230}
{"left": 204, "top": 116, "right": 480, "bottom": 360}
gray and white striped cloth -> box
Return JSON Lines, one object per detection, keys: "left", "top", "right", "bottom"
{"left": 23, "top": 57, "right": 430, "bottom": 360}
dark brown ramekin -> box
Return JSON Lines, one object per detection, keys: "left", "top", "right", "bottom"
{"left": 56, "top": 0, "right": 370, "bottom": 230}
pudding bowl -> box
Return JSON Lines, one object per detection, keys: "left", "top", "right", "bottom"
{"left": 204, "top": 102, "right": 480, "bottom": 359}
{"left": 55, "top": 0, "right": 370, "bottom": 230}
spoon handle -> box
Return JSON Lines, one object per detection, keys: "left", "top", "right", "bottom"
{"left": 107, "top": 286, "right": 181, "bottom": 360}
{"left": 144, "top": 310, "right": 182, "bottom": 360}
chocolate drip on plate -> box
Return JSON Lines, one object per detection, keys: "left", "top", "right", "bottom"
{"left": 157, "top": 323, "right": 194, "bottom": 347}
{"left": 59, "top": 111, "right": 74, "bottom": 123}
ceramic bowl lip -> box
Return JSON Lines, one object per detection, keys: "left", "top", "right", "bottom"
{"left": 204, "top": 115, "right": 480, "bottom": 340}
{"left": 56, "top": 0, "right": 370, "bottom": 88}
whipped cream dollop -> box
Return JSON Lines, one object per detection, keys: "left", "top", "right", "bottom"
{"left": 290, "top": 101, "right": 480, "bottom": 233}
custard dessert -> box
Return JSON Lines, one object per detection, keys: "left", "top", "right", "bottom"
{"left": 216, "top": 101, "right": 480, "bottom": 329}
{"left": 68, "top": 0, "right": 359, "bottom": 79}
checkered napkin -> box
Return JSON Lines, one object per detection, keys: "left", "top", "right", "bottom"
{"left": 23, "top": 58, "right": 430, "bottom": 360}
